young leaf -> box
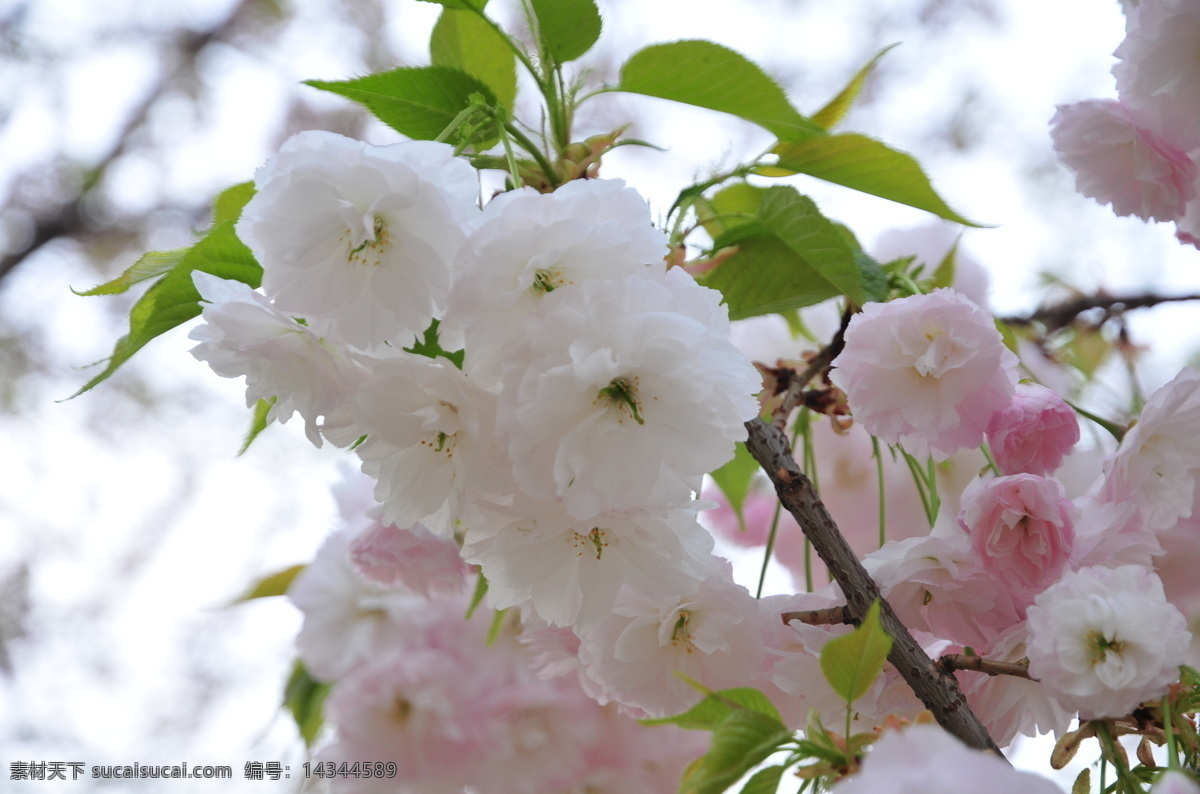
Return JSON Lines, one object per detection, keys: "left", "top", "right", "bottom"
{"left": 680, "top": 709, "right": 794, "bottom": 794}
{"left": 70, "top": 221, "right": 262, "bottom": 397}
{"left": 431, "top": 7, "right": 517, "bottom": 110}
{"left": 701, "top": 186, "right": 861, "bottom": 319}
{"left": 757, "top": 133, "right": 982, "bottom": 226}
{"left": 696, "top": 182, "right": 764, "bottom": 240}
{"left": 641, "top": 685, "right": 783, "bottom": 730}
{"left": 283, "top": 661, "right": 330, "bottom": 747}
{"left": 307, "top": 66, "right": 499, "bottom": 143}
{"left": 72, "top": 248, "right": 189, "bottom": 297}
{"left": 230, "top": 563, "right": 306, "bottom": 604}
{"left": 530, "top": 0, "right": 602, "bottom": 64}
{"left": 238, "top": 397, "right": 276, "bottom": 456}
{"left": 709, "top": 442, "right": 760, "bottom": 534}
{"left": 741, "top": 764, "right": 787, "bottom": 794}
{"left": 819, "top": 600, "right": 893, "bottom": 705}
{"left": 212, "top": 181, "right": 256, "bottom": 226}
{"left": 811, "top": 44, "right": 898, "bottom": 129}
{"left": 617, "top": 40, "right": 824, "bottom": 142}
{"left": 415, "top": 0, "right": 486, "bottom": 10}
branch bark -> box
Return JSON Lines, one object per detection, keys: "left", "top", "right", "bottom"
{"left": 1000, "top": 292, "right": 1200, "bottom": 334}
{"left": 743, "top": 417, "right": 1004, "bottom": 756}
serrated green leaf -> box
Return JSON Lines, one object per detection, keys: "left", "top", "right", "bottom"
{"left": 856, "top": 250, "right": 890, "bottom": 304}
{"left": 811, "top": 44, "right": 898, "bottom": 129}
{"left": 283, "top": 661, "right": 330, "bottom": 747}
{"left": 681, "top": 709, "right": 793, "bottom": 794}
{"left": 697, "top": 183, "right": 764, "bottom": 241}
{"left": 212, "top": 181, "right": 256, "bottom": 226}
{"left": 70, "top": 221, "right": 262, "bottom": 397}
{"left": 231, "top": 563, "right": 306, "bottom": 604}
{"left": 642, "top": 686, "right": 783, "bottom": 731}
{"left": 307, "top": 66, "right": 499, "bottom": 143}
{"left": 930, "top": 237, "right": 959, "bottom": 290}
{"left": 73, "top": 248, "right": 189, "bottom": 296}
{"left": 757, "top": 133, "right": 981, "bottom": 226}
{"left": 709, "top": 442, "right": 760, "bottom": 535}
{"left": 819, "top": 600, "right": 893, "bottom": 705}
{"left": 617, "top": 40, "right": 824, "bottom": 142}
{"left": 415, "top": 0, "right": 486, "bottom": 10}
{"left": 530, "top": 0, "right": 602, "bottom": 63}
{"left": 701, "top": 186, "right": 860, "bottom": 319}
{"left": 238, "top": 397, "right": 276, "bottom": 456}
{"left": 741, "top": 764, "right": 786, "bottom": 794}
{"left": 431, "top": 7, "right": 517, "bottom": 110}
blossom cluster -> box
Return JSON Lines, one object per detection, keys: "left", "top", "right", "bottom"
{"left": 189, "top": 130, "right": 811, "bottom": 788}
{"left": 1050, "top": 0, "right": 1200, "bottom": 243}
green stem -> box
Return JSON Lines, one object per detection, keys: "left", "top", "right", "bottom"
{"left": 470, "top": 4, "right": 545, "bottom": 94}
{"left": 1065, "top": 399, "right": 1126, "bottom": 443}
{"left": 503, "top": 121, "right": 560, "bottom": 187}
{"left": 980, "top": 444, "right": 1001, "bottom": 477}
{"left": 435, "top": 103, "right": 484, "bottom": 144}
{"left": 902, "top": 451, "right": 936, "bottom": 527}
{"left": 872, "top": 436, "right": 886, "bottom": 548}
{"left": 800, "top": 416, "right": 818, "bottom": 593}
{"left": 496, "top": 122, "right": 524, "bottom": 189}
{"left": 756, "top": 499, "right": 784, "bottom": 600}
{"left": 1164, "top": 694, "right": 1179, "bottom": 770}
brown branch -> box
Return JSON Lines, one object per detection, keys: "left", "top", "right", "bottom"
{"left": 937, "top": 654, "right": 1034, "bottom": 680}
{"left": 770, "top": 306, "right": 853, "bottom": 426}
{"left": 781, "top": 606, "right": 855, "bottom": 626}
{"left": 1001, "top": 292, "right": 1200, "bottom": 335}
{"left": 743, "top": 417, "right": 1004, "bottom": 757}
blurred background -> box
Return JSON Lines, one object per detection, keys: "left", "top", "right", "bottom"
{"left": 1, "top": 0, "right": 1197, "bottom": 790}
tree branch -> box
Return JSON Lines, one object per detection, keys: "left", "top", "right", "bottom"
{"left": 781, "top": 606, "right": 855, "bottom": 626}
{"left": 937, "top": 654, "right": 1034, "bottom": 680}
{"left": 743, "top": 417, "right": 1004, "bottom": 756}
{"left": 1001, "top": 292, "right": 1200, "bottom": 335}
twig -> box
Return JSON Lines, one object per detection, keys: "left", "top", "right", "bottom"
{"left": 781, "top": 606, "right": 855, "bottom": 626}
{"left": 743, "top": 417, "right": 1004, "bottom": 757}
{"left": 1001, "top": 292, "right": 1200, "bottom": 335}
{"left": 769, "top": 306, "right": 853, "bottom": 427}
{"left": 937, "top": 654, "right": 1034, "bottom": 680}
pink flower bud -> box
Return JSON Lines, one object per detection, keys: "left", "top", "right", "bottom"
{"left": 986, "top": 382, "right": 1080, "bottom": 476}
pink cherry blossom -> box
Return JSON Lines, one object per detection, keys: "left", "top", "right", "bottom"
{"left": 1050, "top": 99, "right": 1197, "bottom": 222}
{"left": 830, "top": 288, "right": 1018, "bottom": 462}
{"left": 986, "top": 382, "right": 1080, "bottom": 476}
{"left": 1113, "top": 0, "right": 1200, "bottom": 148}
{"left": 1101, "top": 366, "right": 1200, "bottom": 531}
{"left": 957, "top": 474, "right": 1076, "bottom": 606}
{"left": 349, "top": 518, "right": 470, "bottom": 597}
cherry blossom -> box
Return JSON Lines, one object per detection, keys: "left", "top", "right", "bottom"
{"left": 830, "top": 288, "right": 1018, "bottom": 462}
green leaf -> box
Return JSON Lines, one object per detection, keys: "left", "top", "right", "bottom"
{"left": 231, "top": 563, "right": 306, "bottom": 604}
{"left": 681, "top": 709, "right": 793, "bottom": 794}
{"left": 617, "top": 40, "right": 824, "bottom": 142}
{"left": 857, "top": 250, "right": 890, "bottom": 304}
{"left": 757, "top": 133, "right": 981, "bottom": 226}
{"left": 642, "top": 685, "right": 783, "bottom": 730}
{"left": 283, "top": 661, "right": 330, "bottom": 747}
{"left": 238, "top": 397, "right": 276, "bottom": 456}
{"left": 709, "top": 442, "right": 760, "bottom": 534}
{"left": 415, "top": 0, "right": 486, "bottom": 10}
{"left": 819, "top": 600, "right": 893, "bottom": 705}
{"left": 70, "top": 221, "right": 262, "bottom": 397}
{"left": 700, "top": 186, "right": 861, "bottom": 319}
{"left": 431, "top": 7, "right": 517, "bottom": 110}
{"left": 811, "top": 44, "right": 898, "bottom": 129}
{"left": 696, "top": 183, "right": 764, "bottom": 241}
{"left": 307, "top": 66, "right": 499, "bottom": 143}
{"left": 212, "top": 181, "right": 256, "bottom": 226}
{"left": 930, "top": 237, "right": 960, "bottom": 290}
{"left": 73, "top": 248, "right": 189, "bottom": 296}
{"left": 741, "top": 764, "right": 786, "bottom": 794}
{"left": 1072, "top": 768, "right": 1091, "bottom": 794}
{"left": 530, "top": 0, "right": 602, "bottom": 64}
